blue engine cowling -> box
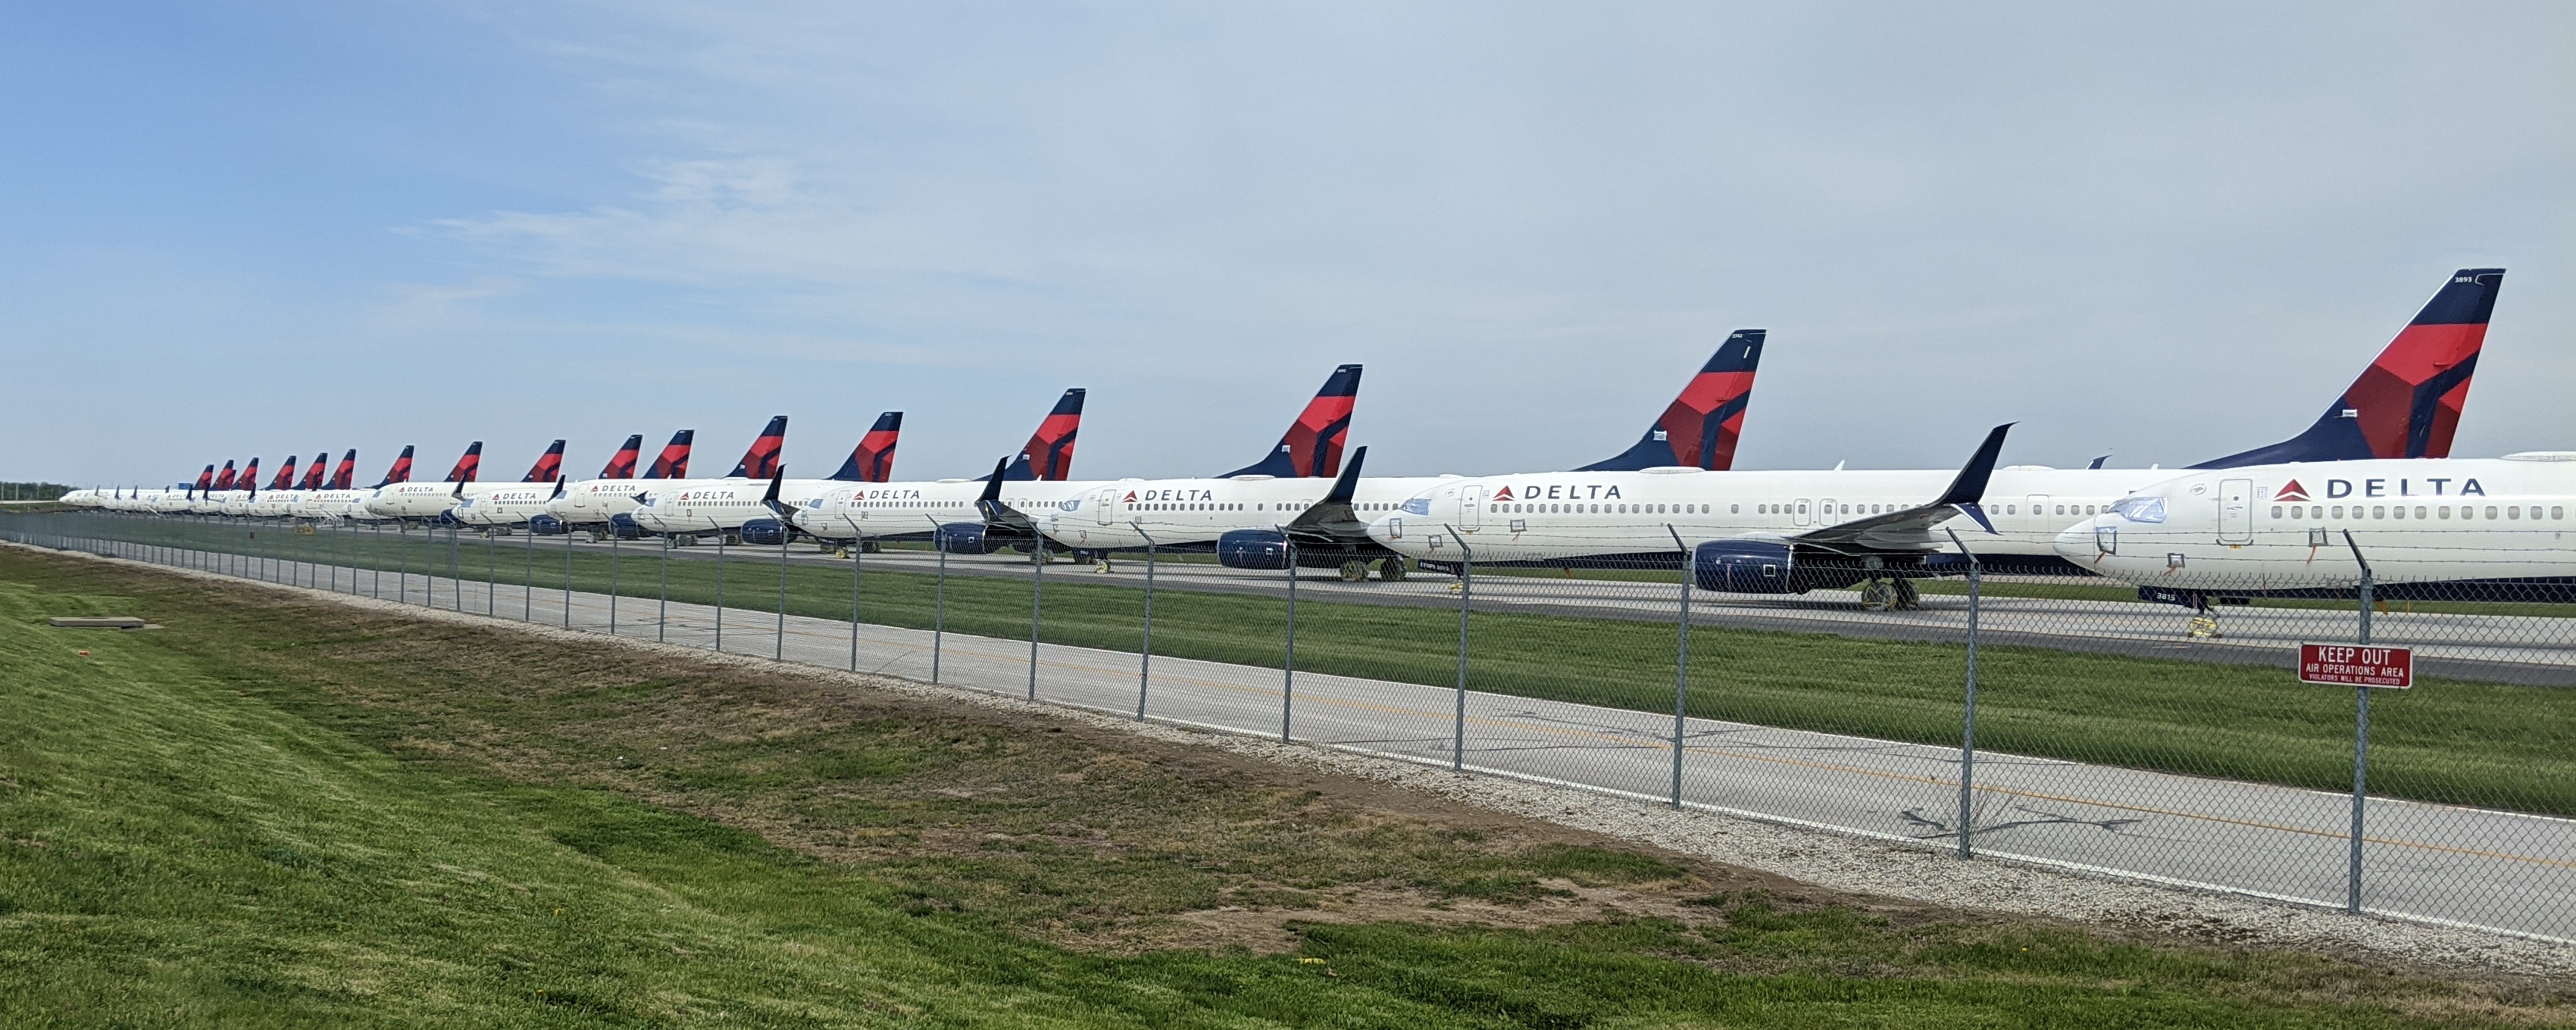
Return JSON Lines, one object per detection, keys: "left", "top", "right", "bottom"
{"left": 608, "top": 513, "right": 644, "bottom": 540}
{"left": 935, "top": 521, "right": 1007, "bottom": 554}
{"left": 740, "top": 517, "right": 790, "bottom": 545}
{"left": 1692, "top": 539, "right": 1800, "bottom": 593}
{"left": 529, "top": 514, "right": 567, "bottom": 535}
{"left": 1218, "top": 529, "right": 1291, "bottom": 570}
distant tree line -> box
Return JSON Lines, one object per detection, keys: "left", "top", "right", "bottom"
{"left": 2, "top": 482, "right": 73, "bottom": 502}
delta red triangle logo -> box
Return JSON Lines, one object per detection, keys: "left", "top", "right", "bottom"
{"left": 1122, "top": 491, "right": 1136, "bottom": 503}
{"left": 1492, "top": 486, "right": 1515, "bottom": 501}
{"left": 2275, "top": 479, "right": 2312, "bottom": 503}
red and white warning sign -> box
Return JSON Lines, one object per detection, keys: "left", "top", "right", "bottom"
{"left": 2298, "top": 643, "right": 2413, "bottom": 688}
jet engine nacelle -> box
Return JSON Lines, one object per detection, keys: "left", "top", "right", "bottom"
{"left": 528, "top": 514, "right": 567, "bottom": 536}
{"left": 935, "top": 521, "right": 1008, "bottom": 554}
{"left": 607, "top": 513, "right": 645, "bottom": 540}
{"left": 1217, "top": 529, "right": 1291, "bottom": 570}
{"left": 1693, "top": 539, "right": 1802, "bottom": 594}
{"left": 740, "top": 517, "right": 791, "bottom": 546}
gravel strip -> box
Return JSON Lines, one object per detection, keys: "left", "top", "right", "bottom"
{"left": 34, "top": 542, "right": 2576, "bottom": 978}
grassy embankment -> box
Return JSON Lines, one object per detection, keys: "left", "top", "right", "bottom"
{"left": 42, "top": 514, "right": 2576, "bottom": 816}
{"left": 4, "top": 546, "right": 2569, "bottom": 1026}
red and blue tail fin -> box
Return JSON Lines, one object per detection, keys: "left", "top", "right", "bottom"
{"left": 522, "top": 439, "right": 566, "bottom": 482}
{"left": 599, "top": 435, "right": 643, "bottom": 479}
{"left": 443, "top": 442, "right": 483, "bottom": 483}
{"left": 329, "top": 450, "right": 357, "bottom": 489}
{"left": 1578, "top": 329, "right": 1766, "bottom": 472}
{"left": 645, "top": 430, "right": 694, "bottom": 479}
{"left": 268, "top": 457, "right": 299, "bottom": 492}
{"left": 194, "top": 466, "right": 216, "bottom": 492}
{"left": 299, "top": 453, "right": 329, "bottom": 490}
{"left": 1221, "top": 364, "right": 1361, "bottom": 478}
{"left": 830, "top": 412, "right": 903, "bottom": 482}
{"left": 1002, "top": 389, "right": 1085, "bottom": 481}
{"left": 727, "top": 417, "right": 788, "bottom": 478}
{"left": 239, "top": 458, "right": 261, "bottom": 492}
{"left": 375, "top": 446, "right": 414, "bottom": 487}
{"left": 2193, "top": 269, "right": 2504, "bottom": 468}
{"left": 213, "top": 460, "right": 238, "bottom": 491}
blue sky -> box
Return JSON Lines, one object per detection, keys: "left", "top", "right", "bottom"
{"left": 5, "top": 2, "right": 2569, "bottom": 485}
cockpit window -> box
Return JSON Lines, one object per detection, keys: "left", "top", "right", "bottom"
{"left": 1401, "top": 497, "right": 1432, "bottom": 516}
{"left": 2109, "top": 495, "right": 2165, "bottom": 523}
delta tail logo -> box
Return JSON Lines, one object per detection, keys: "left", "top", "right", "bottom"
{"left": 1492, "top": 486, "right": 1515, "bottom": 502}
{"left": 2275, "top": 479, "right": 2312, "bottom": 503}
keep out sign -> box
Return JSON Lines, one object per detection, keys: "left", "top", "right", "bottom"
{"left": 2298, "top": 643, "right": 2414, "bottom": 688}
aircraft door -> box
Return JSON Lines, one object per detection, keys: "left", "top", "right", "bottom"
{"left": 1819, "top": 498, "right": 1839, "bottom": 526}
{"left": 1460, "top": 484, "right": 1483, "bottom": 530}
{"left": 2218, "top": 479, "right": 2254, "bottom": 545}
{"left": 1793, "top": 499, "right": 1812, "bottom": 527}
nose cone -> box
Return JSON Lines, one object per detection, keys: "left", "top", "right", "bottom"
{"left": 2052, "top": 518, "right": 2098, "bottom": 564}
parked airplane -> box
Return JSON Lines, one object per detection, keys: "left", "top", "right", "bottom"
{"left": 2056, "top": 454, "right": 2576, "bottom": 610}
{"left": 1356, "top": 270, "right": 2509, "bottom": 603}
{"left": 292, "top": 450, "right": 377, "bottom": 519}
{"left": 1014, "top": 336, "right": 1771, "bottom": 576}
{"left": 580, "top": 417, "right": 792, "bottom": 540}
{"left": 539, "top": 429, "right": 696, "bottom": 535}
{"left": 364, "top": 440, "right": 564, "bottom": 520}
{"left": 674, "top": 394, "right": 1083, "bottom": 546}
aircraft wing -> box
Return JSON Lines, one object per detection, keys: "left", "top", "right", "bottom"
{"left": 1278, "top": 445, "right": 1373, "bottom": 545}
{"left": 973, "top": 457, "right": 1040, "bottom": 535}
{"left": 1785, "top": 423, "right": 2012, "bottom": 554}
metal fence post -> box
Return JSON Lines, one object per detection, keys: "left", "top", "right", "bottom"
{"left": 371, "top": 522, "right": 382, "bottom": 598}
{"left": 1948, "top": 529, "right": 1982, "bottom": 858}
{"left": 657, "top": 532, "right": 670, "bottom": 642}
{"left": 608, "top": 529, "right": 620, "bottom": 635}
{"left": 523, "top": 525, "right": 535, "bottom": 620}
{"left": 927, "top": 517, "right": 947, "bottom": 685}
{"left": 1282, "top": 538, "right": 1296, "bottom": 743}
{"left": 1668, "top": 526, "right": 1692, "bottom": 809}
{"left": 562, "top": 527, "right": 574, "bottom": 628}
{"left": 450, "top": 523, "right": 463, "bottom": 612}
{"left": 860, "top": 530, "right": 871, "bottom": 670}
{"left": 1444, "top": 528, "right": 1474, "bottom": 772}
{"left": 1136, "top": 523, "right": 1156, "bottom": 720}
{"left": 714, "top": 531, "right": 728, "bottom": 653}
{"left": 2346, "top": 531, "right": 2374, "bottom": 915}
{"left": 775, "top": 524, "right": 789, "bottom": 660}
{"left": 486, "top": 531, "right": 497, "bottom": 616}
{"left": 395, "top": 524, "right": 409, "bottom": 604}
{"left": 1028, "top": 540, "right": 1045, "bottom": 701}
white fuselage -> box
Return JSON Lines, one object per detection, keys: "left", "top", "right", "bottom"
{"left": 542, "top": 478, "right": 660, "bottom": 526}
{"left": 291, "top": 489, "right": 374, "bottom": 520}
{"left": 788, "top": 479, "right": 1089, "bottom": 542}
{"left": 59, "top": 489, "right": 101, "bottom": 508}
{"left": 2055, "top": 456, "right": 2576, "bottom": 591}
{"left": 1024, "top": 475, "right": 1450, "bottom": 551}
{"left": 151, "top": 491, "right": 199, "bottom": 514}
{"left": 454, "top": 484, "right": 561, "bottom": 527}
{"left": 364, "top": 481, "right": 520, "bottom": 519}
{"left": 1361, "top": 466, "right": 2179, "bottom": 564}
{"left": 249, "top": 490, "right": 305, "bottom": 518}
{"left": 634, "top": 476, "right": 904, "bottom": 535}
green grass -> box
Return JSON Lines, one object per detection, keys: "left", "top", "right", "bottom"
{"left": 30, "top": 514, "right": 2576, "bottom": 816}
{"left": 4, "top": 547, "right": 2566, "bottom": 1027}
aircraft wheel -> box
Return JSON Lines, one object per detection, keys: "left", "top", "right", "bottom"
{"left": 1893, "top": 578, "right": 1921, "bottom": 610}
{"left": 1377, "top": 558, "right": 1408, "bottom": 582}
{"left": 678, "top": 534, "right": 698, "bottom": 547}
{"left": 722, "top": 532, "right": 742, "bottom": 547}
{"left": 861, "top": 540, "right": 882, "bottom": 554}
{"left": 1339, "top": 560, "right": 1369, "bottom": 582}
{"left": 1859, "top": 578, "right": 1896, "bottom": 612}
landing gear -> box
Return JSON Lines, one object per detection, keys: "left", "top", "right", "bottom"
{"left": 1378, "top": 557, "right": 1408, "bottom": 582}
{"left": 2187, "top": 598, "right": 2223, "bottom": 638}
{"left": 1339, "top": 560, "right": 1370, "bottom": 582}
{"left": 1858, "top": 576, "right": 1923, "bottom": 612}
{"left": 677, "top": 534, "right": 699, "bottom": 548}
{"left": 721, "top": 532, "right": 742, "bottom": 547}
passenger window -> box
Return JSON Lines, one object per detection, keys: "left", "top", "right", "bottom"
{"left": 2487, "top": 506, "right": 2499, "bottom": 519}
{"left": 2556, "top": 507, "right": 2567, "bottom": 520}
{"left": 2271, "top": 505, "right": 2282, "bottom": 518}
{"left": 2509, "top": 506, "right": 2522, "bottom": 520}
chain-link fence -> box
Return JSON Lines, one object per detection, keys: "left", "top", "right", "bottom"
{"left": 10, "top": 510, "right": 2573, "bottom": 942}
